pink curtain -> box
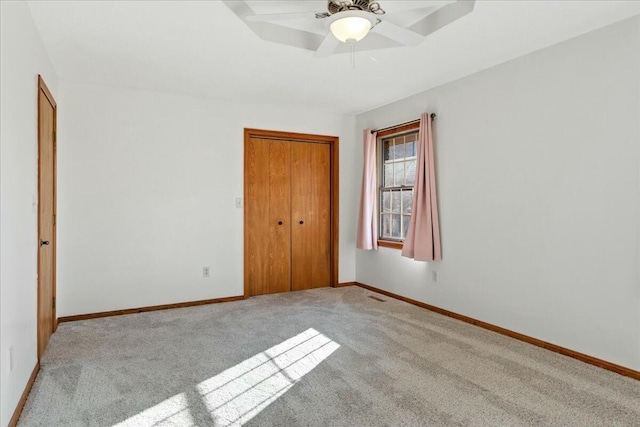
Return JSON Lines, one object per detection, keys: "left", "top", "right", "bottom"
{"left": 356, "top": 129, "right": 378, "bottom": 250}
{"left": 402, "top": 113, "right": 442, "bottom": 261}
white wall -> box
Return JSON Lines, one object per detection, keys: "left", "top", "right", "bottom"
{"left": 57, "top": 82, "right": 358, "bottom": 317}
{"left": 0, "top": 2, "right": 58, "bottom": 426}
{"left": 356, "top": 17, "right": 640, "bottom": 370}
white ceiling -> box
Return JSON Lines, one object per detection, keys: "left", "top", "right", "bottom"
{"left": 28, "top": 1, "right": 640, "bottom": 115}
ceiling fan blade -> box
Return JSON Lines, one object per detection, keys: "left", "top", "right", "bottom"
{"left": 374, "top": 20, "right": 424, "bottom": 46}
{"left": 315, "top": 33, "right": 341, "bottom": 58}
{"left": 246, "top": 12, "right": 318, "bottom": 23}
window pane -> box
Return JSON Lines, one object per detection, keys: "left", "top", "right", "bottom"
{"left": 405, "top": 140, "right": 416, "bottom": 158}
{"left": 388, "top": 141, "right": 395, "bottom": 160}
{"left": 384, "top": 164, "right": 393, "bottom": 187}
{"left": 402, "top": 215, "right": 411, "bottom": 238}
{"left": 381, "top": 214, "right": 391, "bottom": 238}
{"left": 405, "top": 160, "right": 416, "bottom": 186}
{"left": 394, "top": 140, "right": 406, "bottom": 160}
{"left": 383, "top": 140, "right": 393, "bottom": 161}
{"left": 392, "top": 215, "right": 401, "bottom": 239}
{"left": 394, "top": 162, "right": 404, "bottom": 186}
{"left": 402, "top": 190, "right": 413, "bottom": 213}
{"left": 380, "top": 191, "right": 391, "bottom": 213}
{"left": 391, "top": 191, "right": 401, "bottom": 213}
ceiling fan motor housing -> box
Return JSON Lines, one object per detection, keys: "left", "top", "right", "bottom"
{"left": 328, "top": 0, "right": 385, "bottom": 15}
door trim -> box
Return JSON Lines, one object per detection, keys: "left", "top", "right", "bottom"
{"left": 37, "top": 75, "right": 57, "bottom": 360}
{"left": 243, "top": 128, "right": 339, "bottom": 297}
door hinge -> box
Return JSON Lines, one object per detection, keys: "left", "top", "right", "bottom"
{"left": 53, "top": 214, "right": 56, "bottom": 226}
{"left": 53, "top": 130, "right": 56, "bottom": 143}
{"left": 52, "top": 297, "right": 56, "bottom": 309}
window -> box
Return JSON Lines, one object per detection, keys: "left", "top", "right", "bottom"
{"left": 378, "top": 125, "right": 419, "bottom": 248}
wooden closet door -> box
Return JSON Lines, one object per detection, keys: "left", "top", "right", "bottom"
{"left": 37, "top": 77, "right": 57, "bottom": 359}
{"left": 291, "top": 142, "right": 331, "bottom": 290}
{"left": 246, "top": 138, "right": 291, "bottom": 295}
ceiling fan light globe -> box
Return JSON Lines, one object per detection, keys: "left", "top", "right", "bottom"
{"left": 330, "top": 16, "right": 372, "bottom": 43}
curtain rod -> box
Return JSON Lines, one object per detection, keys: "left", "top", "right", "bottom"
{"left": 370, "top": 113, "right": 436, "bottom": 134}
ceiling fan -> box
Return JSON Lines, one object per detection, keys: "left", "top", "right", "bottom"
{"left": 223, "top": 0, "right": 475, "bottom": 57}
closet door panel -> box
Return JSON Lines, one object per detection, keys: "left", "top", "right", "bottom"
{"left": 309, "top": 143, "right": 331, "bottom": 288}
{"left": 246, "top": 137, "right": 271, "bottom": 296}
{"left": 268, "top": 140, "right": 292, "bottom": 294}
{"left": 292, "top": 142, "right": 331, "bottom": 290}
{"left": 291, "top": 142, "right": 313, "bottom": 290}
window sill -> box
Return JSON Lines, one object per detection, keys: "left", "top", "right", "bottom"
{"left": 378, "top": 240, "right": 403, "bottom": 250}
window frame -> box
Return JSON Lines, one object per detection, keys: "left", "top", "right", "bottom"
{"left": 376, "top": 122, "right": 420, "bottom": 250}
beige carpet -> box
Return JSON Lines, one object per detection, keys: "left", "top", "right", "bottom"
{"left": 19, "top": 286, "right": 639, "bottom": 426}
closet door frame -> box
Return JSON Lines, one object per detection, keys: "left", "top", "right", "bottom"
{"left": 243, "top": 128, "right": 339, "bottom": 297}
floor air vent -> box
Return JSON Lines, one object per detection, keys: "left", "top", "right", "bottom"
{"left": 368, "top": 295, "right": 386, "bottom": 302}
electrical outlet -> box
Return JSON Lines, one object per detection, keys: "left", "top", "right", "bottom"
{"left": 9, "top": 346, "right": 14, "bottom": 372}
{"left": 432, "top": 271, "right": 439, "bottom": 283}
{"left": 235, "top": 198, "right": 243, "bottom": 208}
{"left": 203, "top": 267, "right": 210, "bottom": 278}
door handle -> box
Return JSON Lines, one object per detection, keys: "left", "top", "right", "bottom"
{"left": 278, "top": 221, "right": 283, "bottom": 225}
{"left": 40, "top": 240, "right": 50, "bottom": 246}
{"left": 299, "top": 220, "right": 304, "bottom": 225}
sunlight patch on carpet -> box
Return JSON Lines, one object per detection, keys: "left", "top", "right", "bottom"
{"left": 197, "top": 327, "right": 340, "bottom": 426}
{"left": 113, "top": 392, "right": 195, "bottom": 427}
{"left": 111, "top": 328, "right": 339, "bottom": 426}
